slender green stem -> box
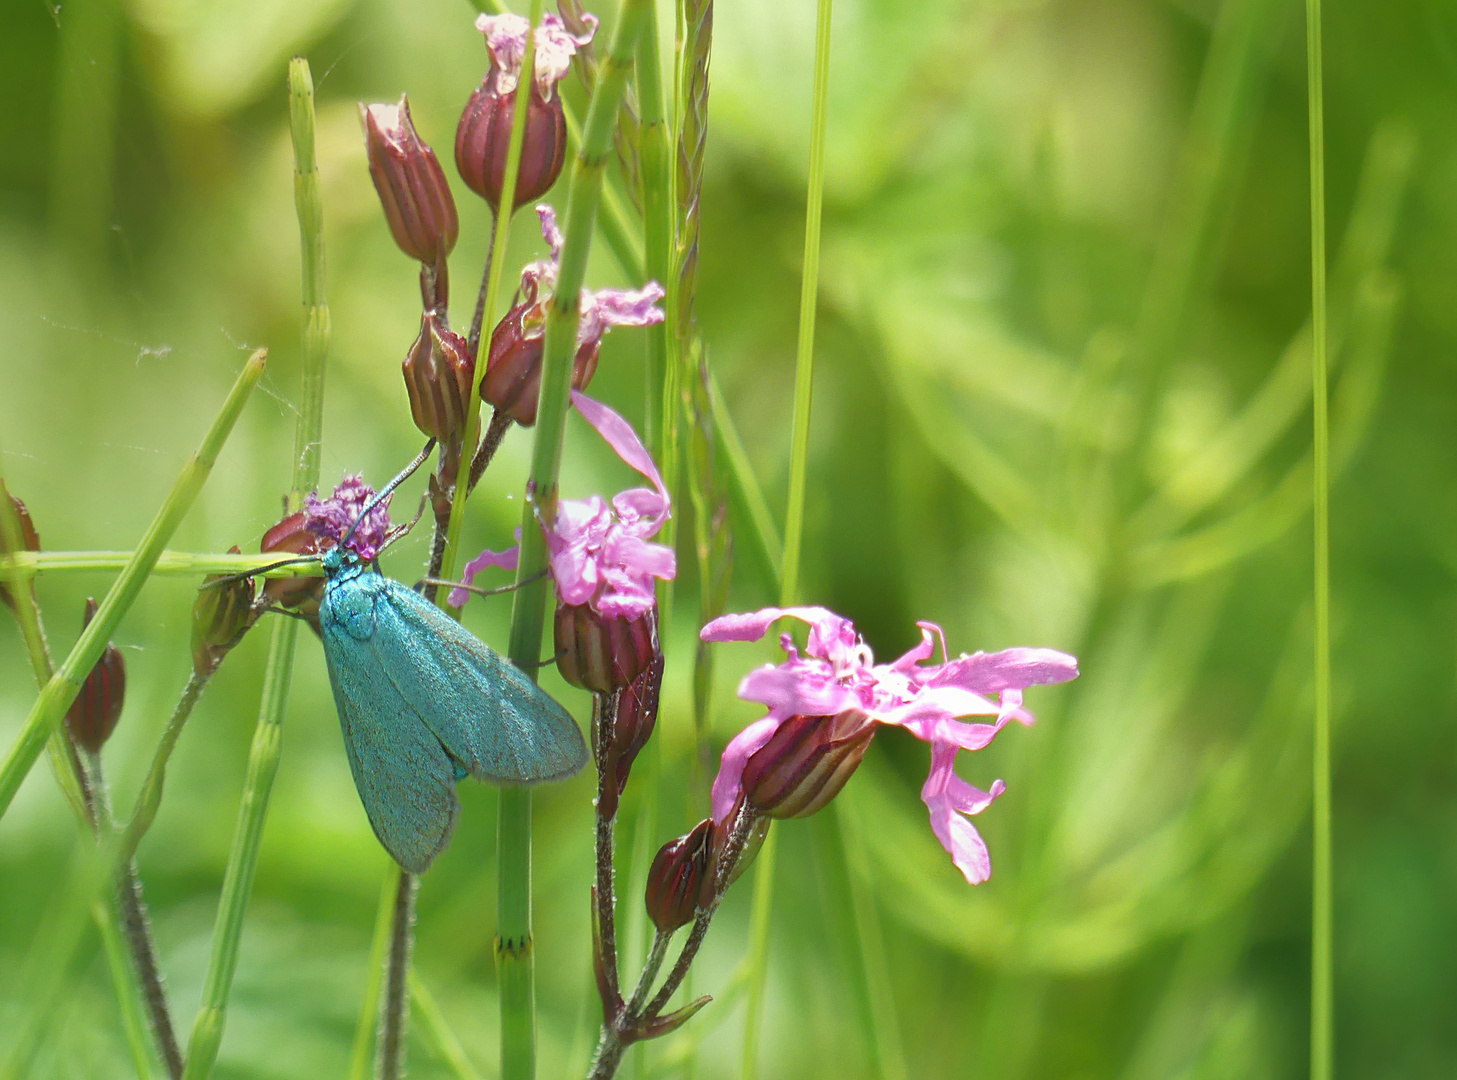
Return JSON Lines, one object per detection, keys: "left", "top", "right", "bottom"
{"left": 411, "top": 973, "right": 486, "bottom": 1080}
{"left": 0, "top": 349, "right": 265, "bottom": 823}
{"left": 494, "top": 5, "right": 655, "bottom": 1079}
{"left": 706, "top": 369, "right": 781, "bottom": 587}
{"left": 741, "top": 3, "right": 833, "bottom": 1076}
{"left": 348, "top": 868, "right": 399, "bottom": 1080}
{"left": 94, "top": 894, "right": 155, "bottom": 1080}
{"left": 638, "top": 0, "right": 672, "bottom": 460}
{"left": 1, "top": 549, "right": 320, "bottom": 579}
{"left": 182, "top": 60, "right": 327, "bottom": 1080}
{"left": 1305, "top": 1, "right": 1332, "bottom": 1078}
{"left": 0, "top": 513, "right": 178, "bottom": 1078}
{"left": 119, "top": 672, "right": 209, "bottom": 866}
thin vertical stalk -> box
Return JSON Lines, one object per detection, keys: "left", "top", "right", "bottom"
{"left": 443, "top": 0, "right": 546, "bottom": 590}
{"left": 1305, "top": 0, "right": 1332, "bottom": 1077}
{"left": 638, "top": 0, "right": 672, "bottom": 461}
{"left": 94, "top": 894, "right": 155, "bottom": 1080}
{"left": 0, "top": 350, "right": 266, "bottom": 823}
{"left": 348, "top": 869, "right": 400, "bottom": 1080}
{"left": 741, "top": 2, "right": 833, "bottom": 1077}
{"left": 181, "top": 60, "right": 326, "bottom": 1080}
{"left": 377, "top": 871, "right": 419, "bottom": 1080}
{"left": 497, "top": 4, "right": 655, "bottom": 1078}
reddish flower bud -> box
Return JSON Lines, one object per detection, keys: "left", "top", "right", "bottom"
{"left": 482, "top": 296, "right": 599, "bottom": 425}
{"left": 260, "top": 511, "right": 324, "bottom": 631}
{"left": 454, "top": 80, "right": 567, "bottom": 214}
{"left": 741, "top": 710, "right": 876, "bottom": 819}
{"left": 556, "top": 602, "right": 658, "bottom": 695}
{"left": 592, "top": 649, "right": 664, "bottom": 819}
{"left": 403, "top": 311, "right": 475, "bottom": 443}
{"left": 1, "top": 485, "right": 40, "bottom": 613}
{"left": 66, "top": 598, "right": 126, "bottom": 753}
{"left": 361, "top": 96, "right": 459, "bottom": 265}
{"left": 192, "top": 546, "right": 258, "bottom": 676}
{"left": 645, "top": 818, "right": 716, "bottom": 932}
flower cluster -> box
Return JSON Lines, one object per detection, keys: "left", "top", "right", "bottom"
{"left": 474, "top": 12, "right": 596, "bottom": 98}
{"left": 702, "top": 607, "right": 1079, "bottom": 884}
{"left": 303, "top": 475, "right": 392, "bottom": 561}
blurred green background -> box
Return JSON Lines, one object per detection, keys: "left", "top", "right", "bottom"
{"left": 2, "top": 0, "right": 1454, "bottom": 1076}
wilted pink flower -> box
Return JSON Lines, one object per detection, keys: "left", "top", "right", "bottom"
{"left": 701, "top": 607, "right": 1078, "bottom": 885}
{"left": 482, "top": 206, "right": 664, "bottom": 425}
{"left": 451, "top": 393, "right": 675, "bottom": 618}
{"left": 304, "top": 475, "right": 392, "bottom": 561}
{"left": 476, "top": 12, "right": 596, "bottom": 99}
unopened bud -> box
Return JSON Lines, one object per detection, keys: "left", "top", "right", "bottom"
{"left": 361, "top": 96, "right": 459, "bottom": 266}
{"left": 556, "top": 602, "right": 658, "bottom": 694}
{"left": 192, "top": 546, "right": 258, "bottom": 676}
{"left": 645, "top": 818, "right": 716, "bottom": 932}
{"left": 741, "top": 710, "right": 875, "bottom": 819}
{"left": 260, "top": 511, "right": 324, "bottom": 632}
{"left": 1, "top": 485, "right": 40, "bottom": 612}
{"left": 483, "top": 298, "right": 599, "bottom": 426}
{"left": 454, "top": 79, "right": 567, "bottom": 214}
{"left": 65, "top": 598, "right": 126, "bottom": 753}
{"left": 593, "top": 650, "right": 664, "bottom": 819}
{"left": 403, "top": 311, "right": 475, "bottom": 443}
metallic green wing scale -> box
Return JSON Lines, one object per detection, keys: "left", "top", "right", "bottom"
{"left": 318, "top": 553, "right": 587, "bottom": 872}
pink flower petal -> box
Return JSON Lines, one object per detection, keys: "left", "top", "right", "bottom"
{"left": 699, "top": 606, "right": 844, "bottom": 644}
{"left": 449, "top": 544, "right": 521, "bottom": 608}
{"left": 578, "top": 282, "right": 666, "bottom": 348}
{"left": 711, "top": 717, "right": 780, "bottom": 824}
{"left": 737, "top": 663, "right": 862, "bottom": 720}
{"left": 571, "top": 391, "right": 667, "bottom": 500}
{"left": 920, "top": 740, "right": 1007, "bottom": 885}
{"left": 928, "top": 647, "right": 1079, "bottom": 695}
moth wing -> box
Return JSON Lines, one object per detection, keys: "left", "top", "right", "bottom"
{"left": 321, "top": 607, "right": 460, "bottom": 874}
{"left": 375, "top": 583, "right": 589, "bottom": 784}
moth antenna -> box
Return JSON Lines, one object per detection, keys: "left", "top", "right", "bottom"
{"left": 414, "top": 568, "right": 547, "bottom": 600}
{"left": 514, "top": 647, "right": 566, "bottom": 671}
{"left": 340, "top": 437, "right": 437, "bottom": 550}
{"left": 200, "top": 555, "right": 319, "bottom": 591}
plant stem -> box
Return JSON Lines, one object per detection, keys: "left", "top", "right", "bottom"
{"left": 1, "top": 549, "right": 323, "bottom": 579}
{"left": 637, "top": 0, "right": 672, "bottom": 460}
{"left": 377, "top": 870, "right": 419, "bottom": 1080}
{"left": 349, "top": 868, "right": 399, "bottom": 1080}
{"left": 741, "top": 2, "right": 833, "bottom": 1076}
{"left": 119, "top": 672, "right": 209, "bottom": 865}
{"left": 182, "top": 59, "right": 327, "bottom": 1079}
{"left": 0, "top": 503, "right": 179, "bottom": 1079}
{"left": 410, "top": 972, "right": 486, "bottom": 1080}
{"left": 496, "top": 4, "right": 655, "bottom": 1078}
{"left": 0, "top": 349, "right": 266, "bottom": 824}
{"left": 1304, "top": 0, "right": 1332, "bottom": 1077}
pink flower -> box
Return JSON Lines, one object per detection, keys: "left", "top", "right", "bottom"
{"left": 451, "top": 393, "right": 675, "bottom": 617}
{"left": 303, "top": 474, "right": 391, "bottom": 561}
{"left": 701, "top": 607, "right": 1078, "bottom": 885}
{"left": 519, "top": 205, "right": 665, "bottom": 351}
{"left": 476, "top": 12, "right": 597, "bottom": 99}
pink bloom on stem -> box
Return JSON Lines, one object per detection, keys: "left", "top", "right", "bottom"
{"left": 303, "top": 475, "right": 392, "bottom": 561}
{"left": 519, "top": 205, "right": 665, "bottom": 352}
{"left": 476, "top": 12, "right": 597, "bottom": 99}
{"left": 701, "top": 607, "right": 1078, "bottom": 885}
{"left": 450, "top": 393, "right": 675, "bottom": 617}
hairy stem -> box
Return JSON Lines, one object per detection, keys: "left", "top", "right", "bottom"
{"left": 377, "top": 871, "right": 419, "bottom": 1080}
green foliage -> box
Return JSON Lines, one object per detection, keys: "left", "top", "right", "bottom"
{"left": 1, "top": 1, "right": 1453, "bottom": 1077}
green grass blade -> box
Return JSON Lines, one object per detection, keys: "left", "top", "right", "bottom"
{"left": 742, "top": 1, "right": 834, "bottom": 1076}
{"left": 0, "top": 348, "right": 266, "bottom": 823}
{"left": 181, "top": 58, "right": 328, "bottom": 1080}
{"left": 1, "top": 549, "right": 322, "bottom": 579}
{"left": 1304, "top": 0, "right": 1332, "bottom": 1077}
{"left": 411, "top": 974, "right": 486, "bottom": 1080}
{"left": 495, "top": 3, "right": 655, "bottom": 1077}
